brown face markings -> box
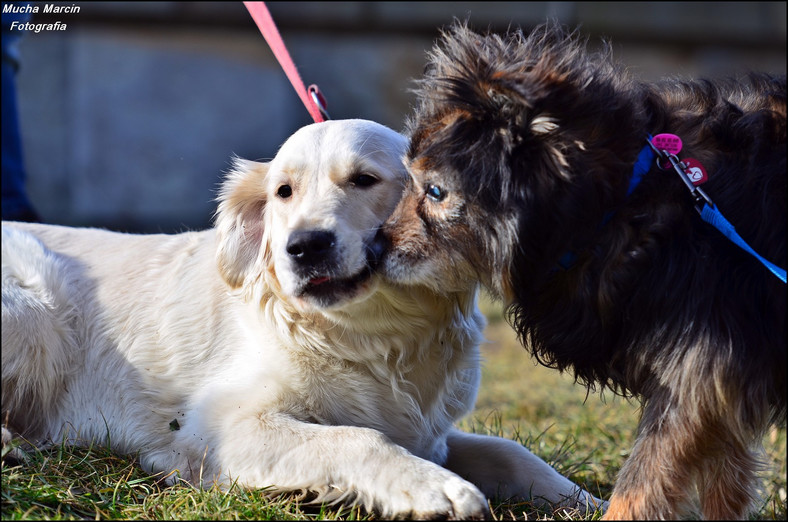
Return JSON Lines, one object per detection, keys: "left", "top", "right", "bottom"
{"left": 381, "top": 152, "right": 493, "bottom": 294}
{"left": 385, "top": 183, "right": 431, "bottom": 262}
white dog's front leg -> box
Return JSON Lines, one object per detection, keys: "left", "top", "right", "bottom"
{"left": 444, "top": 429, "right": 606, "bottom": 513}
{"left": 194, "top": 412, "right": 490, "bottom": 520}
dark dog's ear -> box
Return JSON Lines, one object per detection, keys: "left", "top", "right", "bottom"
{"left": 427, "top": 21, "right": 613, "bottom": 135}
{"left": 416, "top": 22, "right": 563, "bottom": 150}
{"left": 214, "top": 158, "right": 269, "bottom": 289}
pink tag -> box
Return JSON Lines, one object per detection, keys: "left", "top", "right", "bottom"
{"left": 683, "top": 158, "right": 708, "bottom": 186}
{"left": 651, "top": 133, "right": 682, "bottom": 155}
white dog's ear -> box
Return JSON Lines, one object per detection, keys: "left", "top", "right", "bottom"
{"left": 215, "top": 158, "right": 270, "bottom": 289}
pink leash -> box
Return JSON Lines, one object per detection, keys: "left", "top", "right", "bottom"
{"left": 243, "top": 1, "right": 329, "bottom": 123}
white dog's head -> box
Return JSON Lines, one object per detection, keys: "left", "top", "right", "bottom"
{"left": 215, "top": 119, "right": 408, "bottom": 312}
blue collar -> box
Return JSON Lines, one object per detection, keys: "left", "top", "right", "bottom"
{"left": 556, "top": 143, "right": 655, "bottom": 270}
{"left": 628, "top": 142, "right": 656, "bottom": 197}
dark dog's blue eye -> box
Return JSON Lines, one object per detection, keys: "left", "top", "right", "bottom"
{"left": 426, "top": 184, "right": 446, "bottom": 202}
{"left": 277, "top": 185, "right": 292, "bottom": 199}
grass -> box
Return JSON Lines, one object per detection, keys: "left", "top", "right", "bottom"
{"left": 2, "top": 295, "right": 786, "bottom": 520}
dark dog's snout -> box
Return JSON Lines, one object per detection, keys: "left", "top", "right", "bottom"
{"left": 287, "top": 230, "right": 336, "bottom": 267}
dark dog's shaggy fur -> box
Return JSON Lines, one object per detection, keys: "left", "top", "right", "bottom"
{"left": 380, "top": 21, "right": 786, "bottom": 520}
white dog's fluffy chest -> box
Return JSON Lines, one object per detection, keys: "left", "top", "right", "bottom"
{"left": 215, "top": 291, "right": 484, "bottom": 465}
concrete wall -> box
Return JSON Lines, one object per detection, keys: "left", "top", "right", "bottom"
{"left": 9, "top": 1, "right": 786, "bottom": 232}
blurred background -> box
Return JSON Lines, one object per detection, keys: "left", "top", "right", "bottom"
{"left": 4, "top": 1, "right": 786, "bottom": 232}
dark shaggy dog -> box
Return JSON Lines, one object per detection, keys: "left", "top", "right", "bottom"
{"left": 380, "top": 21, "right": 786, "bottom": 520}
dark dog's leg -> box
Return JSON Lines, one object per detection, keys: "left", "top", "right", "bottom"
{"left": 603, "top": 401, "right": 697, "bottom": 519}
{"left": 698, "top": 435, "right": 760, "bottom": 519}
{"left": 604, "top": 389, "right": 760, "bottom": 520}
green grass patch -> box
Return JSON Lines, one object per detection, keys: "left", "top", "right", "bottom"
{"left": 3, "top": 297, "right": 785, "bottom": 520}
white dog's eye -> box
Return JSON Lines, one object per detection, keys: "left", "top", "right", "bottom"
{"left": 277, "top": 185, "right": 293, "bottom": 199}
{"left": 426, "top": 184, "right": 446, "bottom": 202}
{"left": 350, "top": 173, "right": 379, "bottom": 188}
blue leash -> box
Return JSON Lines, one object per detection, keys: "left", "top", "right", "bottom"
{"left": 646, "top": 137, "right": 786, "bottom": 284}
{"left": 700, "top": 204, "right": 786, "bottom": 282}
{"left": 558, "top": 140, "right": 787, "bottom": 284}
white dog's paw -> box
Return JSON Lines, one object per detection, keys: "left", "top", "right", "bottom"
{"left": 426, "top": 474, "right": 490, "bottom": 520}
{"left": 380, "top": 465, "right": 490, "bottom": 520}
{"left": 576, "top": 490, "right": 609, "bottom": 513}
{"left": 1, "top": 426, "right": 30, "bottom": 465}
{"left": 552, "top": 489, "right": 608, "bottom": 517}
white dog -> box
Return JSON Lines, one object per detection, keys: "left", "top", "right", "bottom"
{"left": 2, "top": 119, "right": 601, "bottom": 519}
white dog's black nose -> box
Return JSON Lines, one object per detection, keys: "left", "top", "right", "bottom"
{"left": 287, "top": 230, "right": 336, "bottom": 266}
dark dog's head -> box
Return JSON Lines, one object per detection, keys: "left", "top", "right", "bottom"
{"left": 381, "top": 21, "right": 647, "bottom": 301}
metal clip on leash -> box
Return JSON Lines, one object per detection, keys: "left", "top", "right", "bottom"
{"left": 308, "top": 85, "right": 330, "bottom": 121}
{"left": 665, "top": 153, "right": 713, "bottom": 214}
{"left": 646, "top": 138, "right": 712, "bottom": 214}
